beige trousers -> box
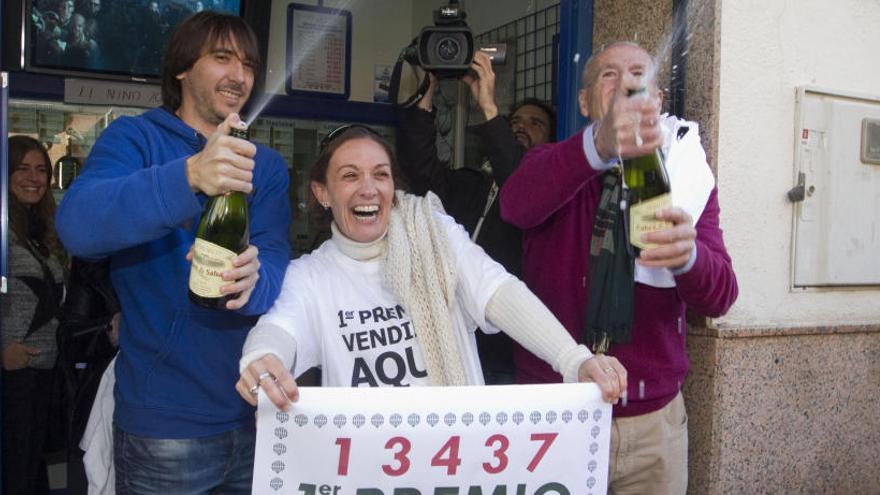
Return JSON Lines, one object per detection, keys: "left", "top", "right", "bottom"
{"left": 608, "top": 391, "right": 688, "bottom": 495}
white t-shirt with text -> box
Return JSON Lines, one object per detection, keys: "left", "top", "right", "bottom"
{"left": 257, "top": 212, "right": 513, "bottom": 387}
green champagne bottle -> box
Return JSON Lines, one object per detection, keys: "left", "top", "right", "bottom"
{"left": 188, "top": 127, "right": 250, "bottom": 309}
{"left": 623, "top": 88, "right": 672, "bottom": 255}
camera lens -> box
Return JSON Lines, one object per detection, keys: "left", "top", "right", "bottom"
{"left": 436, "top": 37, "right": 460, "bottom": 62}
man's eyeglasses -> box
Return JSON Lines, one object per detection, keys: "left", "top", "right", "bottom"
{"left": 319, "top": 124, "right": 382, "bottom": 153}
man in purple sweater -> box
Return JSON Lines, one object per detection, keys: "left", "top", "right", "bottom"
{"left": 500, "top": 42, "right": 738, "bottom": 493}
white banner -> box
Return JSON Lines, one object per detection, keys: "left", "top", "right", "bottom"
{"left": 253, "top": 384, "right": 611, "bottom": 495}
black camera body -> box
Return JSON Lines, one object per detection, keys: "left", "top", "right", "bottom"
{"left": 414, "top": 3, "right": 475, "bottom": 78}
{"left": 389, "top": 2, "right": 508, "bottom": 107}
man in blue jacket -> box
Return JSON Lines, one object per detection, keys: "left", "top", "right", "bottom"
{"left": 56, "top": 11, "right": 291, "bottom": 493}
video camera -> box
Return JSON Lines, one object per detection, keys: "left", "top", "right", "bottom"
{"left": 390, "top": 1, "right": 507, "bottom": 108}
{"left": 413, "top": 2, "right": 474, "bottom": 78}
{"left": 411, "top": 1, "right": 508, "bottom": 77}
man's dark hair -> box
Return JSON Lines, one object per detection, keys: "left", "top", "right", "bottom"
{"left": 510, "top": 98, "right": 557, "bottom": 142}
{"left": 161, "top": 11, "right": 261, "bottom": 110}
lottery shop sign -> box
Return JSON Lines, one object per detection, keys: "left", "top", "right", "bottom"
{"left": 253, "top": 384, "right": 610, "bottom": 494}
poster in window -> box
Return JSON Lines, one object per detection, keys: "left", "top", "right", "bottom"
{"left": 286, "top": 4, "right": 352, "bottom": 99}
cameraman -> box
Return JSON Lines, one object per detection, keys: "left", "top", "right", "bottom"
{"left": 396, "top": 50, "right": 555, "bottom": 385}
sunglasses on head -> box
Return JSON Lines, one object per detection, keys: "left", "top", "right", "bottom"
{"left": 319, "top": 124, "right": 382, "bottom": 153}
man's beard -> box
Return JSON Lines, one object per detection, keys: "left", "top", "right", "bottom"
{"left": 203, "top": 83, "right": 248, "bottom": 124}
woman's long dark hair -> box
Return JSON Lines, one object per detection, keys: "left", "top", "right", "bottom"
{"left": 7, "top": 135, "right": 66, "bottom": 262}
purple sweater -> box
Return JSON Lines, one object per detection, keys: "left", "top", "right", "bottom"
{"left": 500, "top": 130, "right": 738, "bottom": 417}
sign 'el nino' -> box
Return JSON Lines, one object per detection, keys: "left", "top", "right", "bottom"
{"left": 64, "top": 78, "right": 161, "bottom": 108}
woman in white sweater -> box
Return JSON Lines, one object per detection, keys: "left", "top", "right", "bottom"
{"left": 236, "top": 125, "right": 627, "bottom": 409}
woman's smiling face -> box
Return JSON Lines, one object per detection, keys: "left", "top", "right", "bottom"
{"left": 312, "top": 137, "right": 395, "bottom": 243}
{"left": 11, "top": 150, "right": 50, "bottom": 206}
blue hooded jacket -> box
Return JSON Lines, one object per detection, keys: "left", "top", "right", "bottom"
{"left": 56, "top": 107, "right": 291, "bottom": 437}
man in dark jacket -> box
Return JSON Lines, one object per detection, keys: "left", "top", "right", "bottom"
{"left": 396, "top": 51, "right": 555, "bottom": 384}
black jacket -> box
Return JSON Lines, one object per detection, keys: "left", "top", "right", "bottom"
{"left": 397, "top": 107, "right": 525, "bottom": 379}
{"left": 397, "top": 108, "right": 525, "bottom": 276}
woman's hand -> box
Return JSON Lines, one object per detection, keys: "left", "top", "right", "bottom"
{"left": 2, "top": 343, "right": 41, "bottom": 371}
{"left": 236, "top": 353, "right": 299, "bottom": 411}
{"left": 578, "top": 355, "right": 628, "bottom": 404}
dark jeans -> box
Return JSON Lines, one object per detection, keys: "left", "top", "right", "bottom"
{"left": 114, "top": 423, "right": 256, "bottom": 494}
{"left": 2, "top": 367, "right": 54, "bottom": 495}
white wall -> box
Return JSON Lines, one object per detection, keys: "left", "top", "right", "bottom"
{"left": 716, "top": 0, "right": 880, "bottom": 328}
{"left": 266, "top": 0, "right": 416, "bottom": 102}
{"left": 410, "top": 0, "right": 559, "bottom": 36}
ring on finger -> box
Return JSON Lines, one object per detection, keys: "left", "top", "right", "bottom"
{"left": 258, "top": 371, "right": 274, "bottom": 383}
{"left": 248, "top": 383, "right": 259, "bottom": 396}
{"left": 604, "top": 367, "right": 615, "bottom": 374}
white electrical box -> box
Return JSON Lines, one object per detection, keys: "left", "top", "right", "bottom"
{"left": 791, "top": 87, "right": 880, "bottom": 287}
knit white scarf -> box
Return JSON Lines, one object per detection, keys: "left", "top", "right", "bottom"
{"left": 383, "top": 191, "right": 467, "bottom": 386}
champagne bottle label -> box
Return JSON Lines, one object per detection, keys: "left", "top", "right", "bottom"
{"left": 629, "top": 192, "right": 673, "bottom": 250}
{"left": 189, "top": 238, "right": 236, "bottom": 298}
